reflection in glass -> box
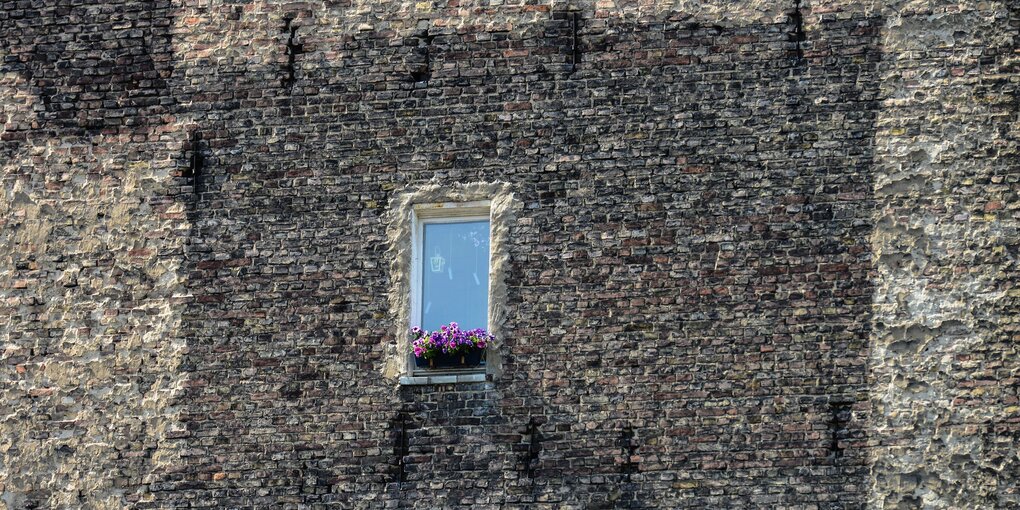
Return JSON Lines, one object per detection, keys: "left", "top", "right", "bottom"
{"left": 421, "top": 220, "right": 489, "bottom": 331}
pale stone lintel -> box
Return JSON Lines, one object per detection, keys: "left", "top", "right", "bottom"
{"left": 399, "top": 373, "right": 487, "bottom": 386}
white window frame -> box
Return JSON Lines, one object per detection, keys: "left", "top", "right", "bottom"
{"left": 409, "top": 200, "right": 492, "bottom": 374}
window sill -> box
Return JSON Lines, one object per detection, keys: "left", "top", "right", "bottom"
{"left": 399, "top": 372, "right": 488, "bottom": 385}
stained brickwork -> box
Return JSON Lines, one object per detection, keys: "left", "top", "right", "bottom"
{"left": 869, "top": 2, "right": 1020, "bottom": 507}
{"left": 1, "top": 0, "right": 186, "bottom": 507}
{"left": 0, "top": 1, "right": 1016, "bottom": 509}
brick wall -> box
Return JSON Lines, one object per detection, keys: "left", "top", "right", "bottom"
{"left": 0, "top": 1, "right": 1016, "bottom": 508}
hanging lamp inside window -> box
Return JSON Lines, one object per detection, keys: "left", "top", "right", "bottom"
{"left": 430, "top": 250, "right": 446, "bottom": 273}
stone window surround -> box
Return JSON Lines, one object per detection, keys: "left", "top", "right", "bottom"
{"left": 383, "top": 182, "right": 515, "bottom": 385}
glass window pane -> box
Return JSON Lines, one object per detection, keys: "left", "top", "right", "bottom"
{"left": 421, "top": 220, "right": 489, "bottom": 331}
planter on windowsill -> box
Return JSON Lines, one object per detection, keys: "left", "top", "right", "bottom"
{"left": 414, "top": 348, "right": 484, "bottom": 369}
{"left": 410, "top": 322, "right": 493, "bottom": 371}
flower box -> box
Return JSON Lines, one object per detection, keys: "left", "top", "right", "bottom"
{"left": 413, "top": 348, "right": 484, "bottom": 369}
{"left": 411, "top": 322, "right": 492, "bottom": 370}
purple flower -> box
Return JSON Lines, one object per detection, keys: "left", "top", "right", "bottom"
{"left": 410, "top": 322, "right": 494, "bottom": 360}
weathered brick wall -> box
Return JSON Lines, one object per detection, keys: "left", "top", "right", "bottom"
{"left": 153, "top": 2, "right": 880, "bottom": 508}
{"left": 868, "top": 1, "right": 1020, "bottom": 507}
{"left": 0, "top": 1, "right": 188, "bottom": 507}
{"left": 0, "top": 1, "right": 1015, "bottom": 508}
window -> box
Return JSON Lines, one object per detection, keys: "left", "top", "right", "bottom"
{"left": 409, "top": 201, "right": 491, "bottom": 373}
{"left": 385, "top": 183, "right": 513, "bottom": 385}
{"left": 415, "top": 219, "right": 490, "bottom": 331}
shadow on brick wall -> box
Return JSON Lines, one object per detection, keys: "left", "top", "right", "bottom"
{"left": 155, "top": 4, "right": 882, "bottom": 508}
